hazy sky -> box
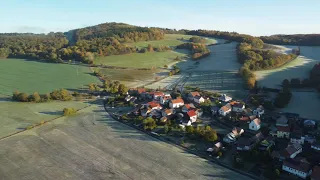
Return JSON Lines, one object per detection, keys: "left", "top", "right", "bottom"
{"left": 1, "top": 0, "right": 320, "bottom": 36}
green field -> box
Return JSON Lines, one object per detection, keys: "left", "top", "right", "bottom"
{"left": 0, "top": 59, "right": 100, "bottom": 96}
{"left": 0, "top": 100, "right": 90, "bottom": 138}
{"left": 95, "top": 50, "right": 188, "bottom": 68}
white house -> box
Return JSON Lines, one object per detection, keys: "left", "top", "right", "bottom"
{"left": 219, "top": 104, "right": 231, "bottom": 116}
{"left": 276, "top": 125, "right": 291, "bottom": 139}
{"left": 150, "top": 91, "right": 164, "bottom": 100}
{"left": 218, "top": 94, "right": 232, "bottom": 102}
{"left": 169, "top": 99, "right": 184, "bottom": 109}
{"left": 253, "top": 105, "right": 264, "bottom": 116}
{"left": 286, "top": 143, "right": 303, "bottom": 159}
{"left": 290, "top": 133, "right": 305, "bottom": 145}
{"left": 188, "top": 92, "right": 201, "bottom": 101}
{"left": 187, "top": 110, "right": 197, "bottom": 123}
{"left": 311, "top": 143, "right": 320, "bottom": 151}
{"left": 249, "top": 118, "right": 261, "bottom": 131}
{"left": 194, "top": 96, "right": 205, "bottom": 104}
{"left": 159, "top": 94, "right": 172, "bottom": 104}
{"left": 231, "top": 101, "right": 245, "bottom": 112}
{"left": 282, "top": 158, "right": 312, "bottom": 179}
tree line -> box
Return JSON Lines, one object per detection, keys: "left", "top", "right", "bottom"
{"left": 261, "top": 34, "right": 320, "bottom": 46}
{"left": 176, "top": 42, "right": 210, "bottom": 60}
{"left": 12, "top": 88, "right": 73, "bottom": 103}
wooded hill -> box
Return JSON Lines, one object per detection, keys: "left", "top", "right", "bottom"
{"left": 261, "top": 34, "right": 320, "bottom": 46}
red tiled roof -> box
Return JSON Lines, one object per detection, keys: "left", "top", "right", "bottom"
{"left": 137, "top": 88, "right": 146, "bottom": 94}
{"left": 220, "top": 105, "right": 231, "bottom": 112}
{"left": 239, "top": 116, "right": 249, "bottom": 121}
{"left": 277, "top": 125, "right": 291, "bottom": 132}
{"left": 252, "top": 118, "right": 261, "bottom": 126}
{"left": 154, "top": 92, "right": 164, "bottom": 96}
{"left": 190, "top": 92, "right": 200, "bottom": 97}
{"left": 187, "top": 110, "right": 197, "bottom": 117}
{"left": 171, "top": 98, "right": 184, "bottom": 104}
{"left": 312, "top": 166, "right": 320, "bottom": 180}
{"left": 148, "top": 101, "right": 160, "bottom": 108}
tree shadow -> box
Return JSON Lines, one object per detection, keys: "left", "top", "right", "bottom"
{"left": 39, "top": 111, "right": 62, "bottom": 115}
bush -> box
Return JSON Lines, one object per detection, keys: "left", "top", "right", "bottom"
{"left": 63, "top": 108, "right": 77, "bottom": 116}
{"left": 143, "top": 117, "right": 156, "bottom": 130}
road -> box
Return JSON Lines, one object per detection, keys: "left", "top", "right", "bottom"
{"left": 0, "top": 104, "right": 251, "bottom": 180}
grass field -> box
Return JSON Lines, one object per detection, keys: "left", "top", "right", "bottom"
{"left": 0, "top": 104, "right": 250, "bottom": 180}
{"left": 256, "top": 46, "right": 320, "bottom": 88}
{"left": 95, "top": 50, "right": 189, "bottom": 69}
{"left": 0, "top": 59, "right": 99, "bottom": 96}
{"left": 126, "top": 34, "right": 218, "bottom": 48}
{"left": 0, "top": 100, "right": 90, "bottom": 138}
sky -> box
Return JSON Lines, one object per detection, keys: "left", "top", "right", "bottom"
{"left": 1, "top": 0, "right": 320, "bottom": 36}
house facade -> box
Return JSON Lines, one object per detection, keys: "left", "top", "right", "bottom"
{"left": 187, "top": 110, "right": 197, "bottom": 123}
{"left": 277, "top": 126, "right": 291, "bottom": 138}
{"left": 249, "top": 118, "right": 261, "bottom": 131}
{"left": 231, "top": 102, "right": 245, "bottom": 112}
{"left": 282, "top": 159, "right": 312, "bottom": 179}
{"left": 218, "top": 94, "right": 232, "bottom": 102}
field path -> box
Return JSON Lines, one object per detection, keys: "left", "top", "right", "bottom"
{"left": 0, "top": 104, "right": 251, "bottom": 180}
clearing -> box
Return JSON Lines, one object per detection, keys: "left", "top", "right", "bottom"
{"left": 0, "top": 104, "right": 250, "bottom": 180}
{"left": 256, "top": 45, "right": 320, "bottom": 89}
{"left": 0, "top": 100, "right": 90, "bottom": 138}
{"left": 0, "top": 59, "right": 99, "bottom": 96}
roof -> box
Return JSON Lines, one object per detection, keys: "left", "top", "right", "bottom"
{"left": 215, "top": 142, "right": 223, "bottom": 148}
{"left": 185, "top": 103, "right": 196, "bottom": 109}
{"left": 148, "top": 101, "right": 160, "bottom": 108}
{"left": 290, "top": 132, "right": 302, "bottom": 139}
{"left": 286, "top": 143, "right": 302, "bottom": 155}
{"left": 219, "top": 94, "right": 232, "bottom": 101}
{"left": 164, "top": 109, "right": 174, "bottom": 115}
{"left": 251, "top": 118, "right": 261, "bottom": 126}
{"left": 137, "top": 88, "right": 146, "bottom": 94}
{"left": 190, "top": 92, "right": 201, "bottom": 97}
{"left": 276, "top": 115, "right": 288, "bottom": 125}
{"left": 277, "top": 125, "right": 291, "bottom": 132}
{"left": 171, "top": 98, "right": 184, "bottom": 104}
{"left": 304, "top": 119, "right": 316, "bottom": 126}
{"left": 187, "top": 110, "right": 197, "bottom": 117}
{"left": 194, "top": 95, "right": 203, "bottom": 100}
{"left": 211, "top": 106, "right": 220, "bottom": 111}
{"left": 163, "top": 94, "right": 172, "bottom": 100}
{"left": 233, "top": 103, "right": 244, "bottom": 108}
{"left": 283, "top": 158, "right": 311, "bottom": 173}
{"left": 311, "top": 166, "right": 320, "bottom": 180}
{"left": 220, "top": 104, "right": 231, "bottom": 112}
{"left": 239, "top": 116, "right": 249, "bottom": 121}
{"left": 153, "top": 91, "right": 164, "bottom": 96}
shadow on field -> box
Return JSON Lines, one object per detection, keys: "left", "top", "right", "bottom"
{"left": 39, "top": 111, "right": 62, "bottom": 115}
{"left": 0, "top": 96, "right": 12, "bottom": 102}
{"left": 66, "top": 88, "right": 88, "bottom": 94}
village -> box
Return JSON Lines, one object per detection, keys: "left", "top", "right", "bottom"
{"left": 102, "top": 87, "right": 320, "bottom": 180}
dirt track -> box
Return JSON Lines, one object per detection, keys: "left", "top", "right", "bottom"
{"left": 0, "top": 104, "right": 251, "bottom": 180}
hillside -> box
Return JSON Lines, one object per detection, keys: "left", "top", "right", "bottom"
{"left": 261, "top": 34, "right": 320, "bottom": 46}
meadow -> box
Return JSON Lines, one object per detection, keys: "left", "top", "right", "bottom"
{"left": 0, "top": 100, "right": 90, "bottom": 138}
{"left": 256, "top": 46, "right": 320, "bottom": 88}
{"left": 0, "top": 59, "right": 100, "bottom": 96}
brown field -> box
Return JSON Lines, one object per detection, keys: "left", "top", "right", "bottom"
{"left": 0, "top": 104, "right": 250, "bottom": 180}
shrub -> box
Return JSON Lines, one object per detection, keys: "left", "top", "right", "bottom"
{"left": 63, "top": 108, "right": 77, "bottom": 116}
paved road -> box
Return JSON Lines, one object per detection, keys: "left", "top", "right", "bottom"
{"left": 0, "top": 104, "right": 251, "bottom": 180}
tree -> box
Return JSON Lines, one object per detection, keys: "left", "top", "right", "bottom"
{"left": 185, "top": 126, "right": 194, "bottom": 135}
{"left": 143, "top": 117, "right": 156, "bottom": 130}
{"left": 89, "top": 83, "right": 96, "bottom": 92}
{"left": 164, "top": 64, "right": 168, "bottom": 68}
{"left": 282, "top": 79, "right": 290, "bottom": 88}
{"left": 18, "top": 93, "right": 29, "bottom": 102}
{"left": 12, "top": 91, "right": 20, "bottom": 101}
{"left": 147, "top": 44, "right": 153, "bottom": 52}
{"left": 30, "top": 92, "right": 41, "bottom": 102}
{"left": 164, "top": 124, "right": 169, "bottom": 134}
{"left": 63, "top": 108, "right": 76, "bottom": 116}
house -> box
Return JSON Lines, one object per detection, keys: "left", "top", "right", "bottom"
{"left": 276, "top": 115, "right": 289, "bottom": 127}
{"left": 159, "top": 94, "right": 172, "bottom": 104}
{"left": 182, "top": 103, "right": 196, "bottom": 113}
{"left": 180, "top": 115, "right": 192, "bottom": 127}
{"left": 219, "top": 104, "right": 232, "bottom": 116}
{"left": 290, "top": 132, "right": 305, "bottom": 145}
{"left": 311, "top": 165, "right": 320, "bottom": 180}
{"left": 232, "top": 127, "right": 244, "bottom": 137}
{"left": 130, "top": 104, "right": 143, "bottom": 115}
{"left": 160, "top": 116, "right": 168, "bottom": 123}
{"left": 149, "top": 110, "right": 162, "bottom": 118}
{"left": 211, "top": 106, "right": 220, "bottom": 115}
{"left": 162, "top": 109, "right": 175, "bottom": 117}
{"left": 149, "top": 91, "right": 164, "bottom": 100}
{"left": 195, "top": 109, "right": 203, "bottom": 117}
{"left": 141, "top": 108, "right": 151, "bottom": 117}
{"left": 194, "top": 95, "right": 205, "bottom": 104}
{"left": 276, "top": 125, "right": 291, "bottom": 138}
{"left": 137, "top": 88, "right": 146, "bottom": 94}
{"left": 230, "top": 101, "right": 245, "bottom": 112}
{"left": 125, "top": 95, "right": 132, "bottom": 102}
{"left": 304, "top": 120, "right": 316, "bottom": 129}
{"left": 236, "top": 132, "right": 264, "bottom": 151}
{"left": 207, "top": 142, "right": 224, "bottom": 153}
{"left": 187, "top": 110, "right": 197, "bottom": 123}
{"left": 271, "top": 150, "right": 287, "bottom": 161}
{"left": 188, "top": 92, "right": 201, "bottom": 101}
{"left": 249, "top": 118, "right": 261, "bottom": 131}
{"left": 259, "top": 137, "right": 275, "bottom": 151}
{"left": 169, "top": 98, "right": 184, "bottom": 108}
{"left": 253, "top": 105, "right": 264, "bottom": 116}
{"left": 243, "top": 108, "right": 253, "bottom": 116}
{"left": 148, "top": 101, "right": 162, "bottom": 110}
{"left": 223, "top": 132, "right": 237, "bottom": 144}
{"left": 311, "top": 143, "right": 320, "bottom": 151}
{"left": 282, "top": 158, "right": 312, "bottom": 179}
{"left": 286, "top": 143, "right": 303, "bottom": 158}
{"left": 218, "top": 94, "right": 232, "bottom": 102}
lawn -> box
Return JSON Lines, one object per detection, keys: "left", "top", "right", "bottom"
{"left": 0, "top": 59, "right": 100, "bottom": 96}
{"left": 0, "top": 100, "right": 90, "bottom": 138}
{"left": 95, "top": 50, "right": 188, "bottom": 68}
{"left": 256, "top": 45, "right": 320, "bottom": 88}
{"left": 125, "top": 34, "right": 219, "bottom": 48}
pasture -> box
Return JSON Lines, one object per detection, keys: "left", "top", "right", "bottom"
{"left": 126, "top": 34, "right": 219, "bottom": 48}
{"left": 0, "top": 100, "right": 90, "bottom": 138}
{"left": 95, "top": 50, "right": 188, "bottom": 69}
{"left": 0, "top": 104, "right": 250, "bottom": 180}
{"left": 0, "top": 59, "right": 99, "bottom": 96}
{"left": 256, "top": 46, "right": 320, "bottom": 88}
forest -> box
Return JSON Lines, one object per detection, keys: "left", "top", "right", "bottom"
{"left": 261, "top": 34, "right": 320, "bottom": 46}
{"left": 176, "top": 42, "right": 210, "bottom": 60}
